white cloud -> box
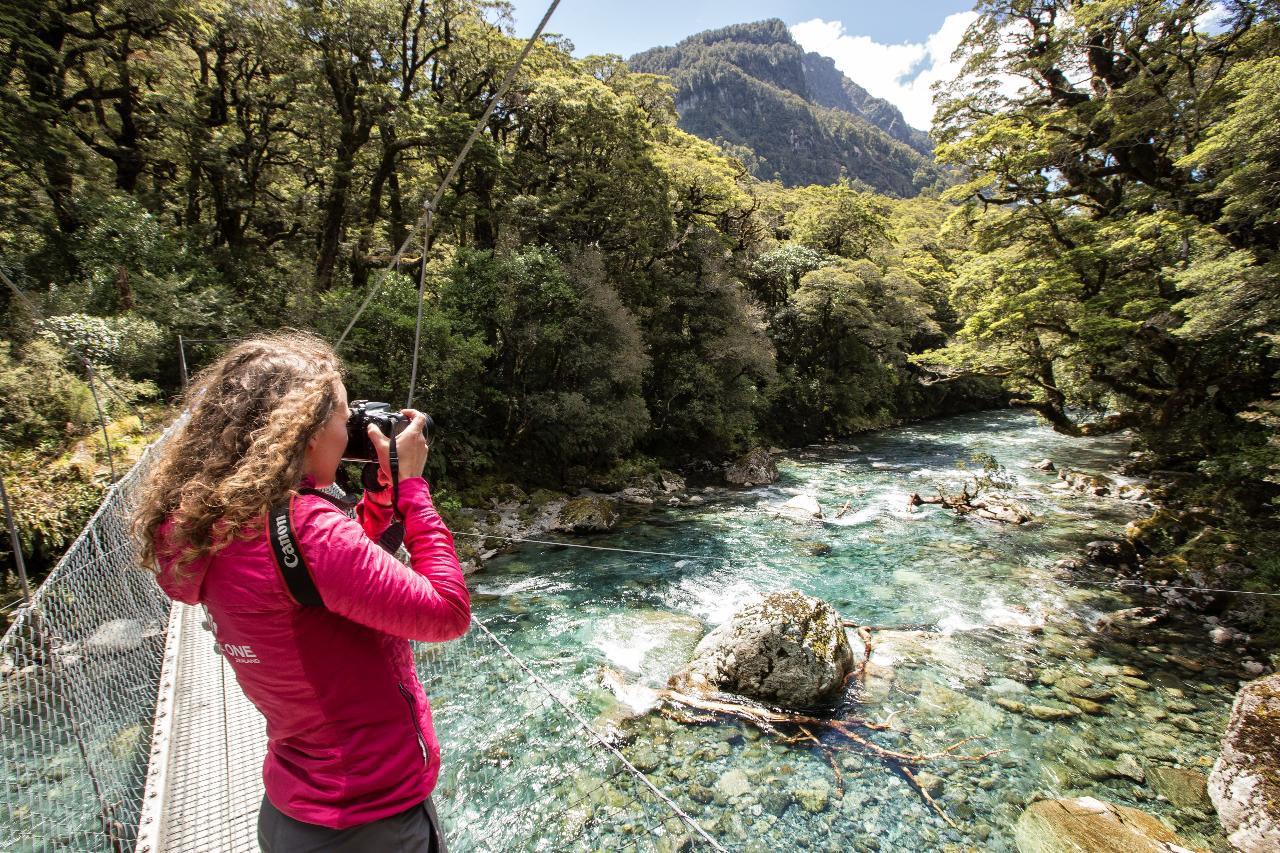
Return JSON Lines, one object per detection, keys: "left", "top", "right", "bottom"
{"left": 791, "top": 12, "right": 979, "bottom": 131}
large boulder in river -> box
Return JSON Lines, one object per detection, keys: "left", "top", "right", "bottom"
{"left": 554, "top": 497, "right": 617, "bottom": 533}
{"left": 1209, "top": 673, "right": 1280, "bottom": 852}
{"left": 668, "top": 590, "right": 853, "bottom": 707}
{"left": 725, "top": 447, "right": 778, "bottom": 487}
{"left": 1014, "top": 796, "right": 1209, "bottom": 853}
{"left": 776, "top": 493, "right": 823, "bottom": 522}
{"left": 972, "top": 497, "right": 1034, "bottom": 524}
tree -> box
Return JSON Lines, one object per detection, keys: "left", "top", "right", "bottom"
{"left": 923, "top": 0, "right": 1280, "bottom": 486}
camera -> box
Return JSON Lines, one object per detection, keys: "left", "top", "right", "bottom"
{"left": 343, "top": 400, "right": 432, "bottom": 463}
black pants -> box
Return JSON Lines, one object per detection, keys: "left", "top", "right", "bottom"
{"left": 258, "top": 795, "right": 447, "bottom": 853}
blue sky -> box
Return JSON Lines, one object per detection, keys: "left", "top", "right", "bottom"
{"left": 506, "top": 1, "right": 979, "bottom": 129}
{"left": 507, "top": 2, "right": 976, "bottom": 57}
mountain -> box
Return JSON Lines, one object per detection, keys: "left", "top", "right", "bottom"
{"left": 628, "top": 20, "right": 933, "bottom": 194}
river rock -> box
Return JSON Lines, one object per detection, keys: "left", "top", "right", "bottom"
{"left": 725, "top": 448, "right": 778, "bottom": 487}
{"left": 777, "top": 493, "right": 823, "bottom": 521}
{"left": 1034, "top": 459, "right": 1057, "bottom": 472}
{"left": 1209, "top": 673, "right": 1280, "bottom": 852}
{"left": 1116, "top": 483, "right": 1149, "bottom": 501}
{"left": 1114, "top": 754, "right": 1146, "bottom": 783}
{"left": 1084, "top": 539, "right": 1138, "bottom": 567}
{"left": 1182, "top": 562, "right": 1252, "bottom": 614}
{"left": 1058, "top": 469, "right": 1115, "bottom": 496}
{"left": 1013, "top": 796, "right": 1209, "bottom": 853}
{"left": 973, "top": 497, "right": 1034, "bottom": 524}
{"left": 794, "top": 777, "right": 831, "bottom": 813}
{"left": 669, "top": 590, "right": 854, "bottom": 707}
{"left": 1093, "top": 607, "right": 1169, "bottom": 635}
{"left": 1027, "top": 703, "right": 1080, "bottom": 721}
{"left": 554, "top": 497, "right": 617, "bottom": 533}
{"left": 619, "top": 487, "right": 655, "bottom": 506}
{"left": 714, "top": 769, "right": 751, "bottom": 800}
{"left": 1148, "top": 766, "right": 1209, "bottom": 810}
{"left": 659, "top": 469, "right": 685, "bottom": 494}
{"left": 914, "top": 771, "right": 945, "bottom": 797}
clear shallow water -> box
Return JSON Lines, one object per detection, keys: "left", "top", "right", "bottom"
{"left": 426, "top": 410, "right": 1239, "bottom": 852}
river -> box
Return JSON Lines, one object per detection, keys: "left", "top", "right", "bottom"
{"left": 425, "top": 409, "right": 1237, "bottom": 852}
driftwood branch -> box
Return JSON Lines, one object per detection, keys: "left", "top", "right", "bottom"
{"left": 651, "top": 686, "right": 1003, "bottom": 827}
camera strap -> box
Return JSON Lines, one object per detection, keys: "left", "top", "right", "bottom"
{"left": 267, "top": 495, "right": 324, "bottom": 608}
{"left": 388, "top": 430, "right": 404, "bottom": 523}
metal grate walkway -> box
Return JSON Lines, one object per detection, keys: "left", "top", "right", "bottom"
{"left": 136, "top": 603, "right": 266, "bottom": 852}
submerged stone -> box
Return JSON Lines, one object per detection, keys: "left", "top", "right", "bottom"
{"left": 794, "top": 777, "right": 831, "bottom": 813}
{"left": 1013, "top": 796, "right": 1209, "bottom": 853}
{"left": 1148, "top": 766, "right": 1209, "bottom": 810}
{"left": 714, "top": 769, "right": 751, "bottom": 800}
{"left": 1113, "top": 754, "right": 1146, "bottom": 783}
{"left": 777, "top": 493, "right": 823, "bottom": 521}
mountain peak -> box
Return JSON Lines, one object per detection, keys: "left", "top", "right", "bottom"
{"left": 629, "top": 20, "right": 932, "bottom": 194}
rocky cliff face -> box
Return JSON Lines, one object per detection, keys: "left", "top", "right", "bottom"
{"left": 799, "top": 51, "right": 931, "bottom": 155}
{"left": 629, "top": 19, "right": 933, "bottom": 194}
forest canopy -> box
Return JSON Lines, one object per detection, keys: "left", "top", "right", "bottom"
{"left": 1, "top": 0, "right": 1277, "bottom": 570}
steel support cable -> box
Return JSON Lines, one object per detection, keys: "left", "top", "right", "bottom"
{"left": 469, "top": 617, "right": 732, "bottom": 853}
{"left": 335, "top": 0, "right": 564, "bottom": 368}
{"left": 455, "top": 530, "right": 1280, "bottom": 599}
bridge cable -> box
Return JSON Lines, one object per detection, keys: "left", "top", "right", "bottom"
{"left": 336, "top": 0, "right": 564, "bottom": 405}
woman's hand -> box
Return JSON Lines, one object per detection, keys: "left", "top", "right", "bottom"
{"left": 367, "top": 409, "right": 430, "bottom": 485}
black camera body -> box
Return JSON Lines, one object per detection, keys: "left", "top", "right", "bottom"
{"left": 344, "top": 400, "right": 432, "bottom": 463}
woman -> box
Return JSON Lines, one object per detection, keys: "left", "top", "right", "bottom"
{"left": 133, "top": 332, "right": 470, "bottom": 852}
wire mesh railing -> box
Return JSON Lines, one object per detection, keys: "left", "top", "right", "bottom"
{"left": 1, "top": 427, "right": 176, "bottom": 853}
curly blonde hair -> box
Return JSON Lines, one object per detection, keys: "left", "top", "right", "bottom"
{"left": 133, "top": 332, "right": 344, "bottom": 574}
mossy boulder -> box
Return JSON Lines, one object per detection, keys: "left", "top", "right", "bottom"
{"left": 1125, "top": 509, "right": 1190, "bottom": 553}
{"left": 725, "top": 447, "right": 778, "bottom": 487}
{"left": 1209, "top": 673, "right": 1280, "bottom": 852}
{"left": 1083, "top": 539, "right": 1138, "bottom": 567}
{"left": 554, "top": 497, "right": 617, "bottom": 533}
{"left": 1014, "top": 796, "right": 1209, "bottom": 853}
{"left": 491, "top": 482, "right": 528, "bottom": 504}
{"left": 668, "top": 589, "right": 853, "bottom": 708}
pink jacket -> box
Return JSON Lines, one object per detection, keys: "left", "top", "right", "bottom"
{"left": 155, "top": 476, "right": 470, "bottom": 829}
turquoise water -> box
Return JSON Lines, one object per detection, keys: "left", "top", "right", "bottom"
{"left": 427, "top": 410, "right": 1237, "bottom": 852}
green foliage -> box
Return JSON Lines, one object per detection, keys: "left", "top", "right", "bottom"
{"left": 437, "top": 246, "right": 651, "bottom": 480}
{"left": 0, "top": 451, "right": 103, "bottom": 570}
{"left": 765, "top": 258, "right": 939, "bottom": 441}
{"left": 956, "top": 452, "right": 1016, "bottom": 495}
{"left": 0, "top": 341, "right": 97, "bottom": 449}
{"left": 924, "top": 0, "right": 1280, "bottom": 509}
{"left": 37, "top": 312, "right": 167, "bottom": 376}
{"left": 781, "top": 184, "right": 890, "bottom": 259}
